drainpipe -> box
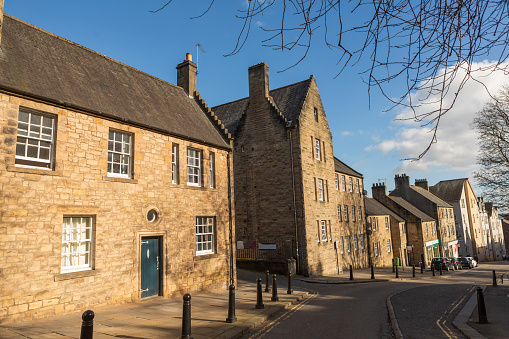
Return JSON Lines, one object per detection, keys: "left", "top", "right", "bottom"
{"left": 289, "top": 128, "right": 300, "bottom": 274}
{"left": 227, "top": 149, "right": 234, "bottom": 285}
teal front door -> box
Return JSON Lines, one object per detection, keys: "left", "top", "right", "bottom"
{"left": 141, "top": 237, "right": 161, "bottom": 298}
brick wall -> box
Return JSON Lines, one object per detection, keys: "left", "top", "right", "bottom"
{"left": 0, "top": 94, "right": 233, "bottom": 323}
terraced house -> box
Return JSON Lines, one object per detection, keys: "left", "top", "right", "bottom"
{"left": 0, "top": 6, "right": 234, "bottom": 323}
{"left": 214, "top": 63, "right": 368, "bottom": 276}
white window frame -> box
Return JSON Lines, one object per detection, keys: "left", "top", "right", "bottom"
{"left": 61, "top": 216, "right": 94, "bottom": 273}
{"left": 387, "top": 239, "right": 391, "bottom": 252}
{"left": 358, "top": 206, "right": 362, "bottom": 221}
{"left": 356, "top": 179, "right": 360, "bottom": 193}
{"left": 196, "top": 216, "right": 215, "bottom": 255}
{"left": 187, "top": 148, "right": 202, "bottom": 186}
{"left": 374, "top": 242, "right": 379, "bottom": 257}
{"left": 351, "top": 206, "right": 356, "bottom": 222}
{"left": 372, "top": 217, "right": 377, "bottom": 231}
{"left": 349, "top": 177, "right": 353, "bottom": 192}
{"left": 172, "top": 143, "right": 179, "bottom": 184}
{"left": 385, "top": 216, "right": 389, "bottom": 229}
{"left": 335, "top": 174, "right": 339, "bottom": 190}
{"left": 315, "top": 138, "right": 321, "bottom": 161}
{"left": 337, "top": 205, "right": 342, "bottom": 221}
{"left": 344, "top": 205, "right": 349, "bottom": 222}
{"left": 321, "top": 220, "right": 328, "bottom": 242}
{"left": 340, "top": 236, "right": 344, "bottom": 254}
{"left": 354, "top": 235, "right": 358, "bottom": 251}
{"left": 346, "top": 236, "right": 351, "bottom": 252}
{"left": 360, "top": 234, "right": 365, "bottom": 249}
{"left": 108, "top": 129, "right": 132, "bottom": 178}
{"left": 15, "top": 110, "right": 56, "bottom": 169}
{"left": 318, "top": 178, "right": 324, "bottom": 201}
{"left": 341, "top": 175, "right": 346, "bottom": 191}
{"left": 209, "top": 152, "right": 215, "bottom": 188}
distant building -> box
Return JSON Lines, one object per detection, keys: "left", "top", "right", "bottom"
{"left": 501, "top": 218, "right": 509, "bottom": 259}
{"left": 485, "top": 203, "right": 507, "bottom": 260}
{"left": 430, "top": 178, "right": 483, "bottom": 258}
{"left": 478, "top": 197, "right": 493, "bottom": 259}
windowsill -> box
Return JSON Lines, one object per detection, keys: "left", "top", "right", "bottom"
{"left": 7, "top": 165, "right": 62, "bottom": 176}
{"left": 194, "top": 253, "right": 219, "bottom": 260}
{"left": 55, "top": 269, "right": 98, "bottom": 281}
{"left": 103, "top": 175, "right": 138, "bottom": 184}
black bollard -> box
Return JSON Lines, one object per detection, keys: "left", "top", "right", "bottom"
{"left": 255, "top": 278, "right": 264, "bottom": 309}
{"left": 477, "top": 287, "right": 488, "bottom": 324}
{"left": 412, "top": 264, "right": 415, "bottom": 278}
{"left": 181, "top": 294, "right": 192, "bottom": 339}
{"left": 371, "top": 265, "right": 375, "bottom": 279}
{"left": 432, "top": 265, "right": 435, "bottom": 276}
{"left": 80, "top": 310, "right": 94, "bottom": 339}
{"left": 265, "top": 270, "right": 270, "bottom": 293}
{"left": 287, "top": 270, "right": 293, "bottom": 294}
{"left": 226, "top": 284, "right": 237, "bottom": 323}
{"left": 349, "top": 265, "right": 353, "bottom": 280}
{"left": 439, "top": 264, "right": 443, "bottom": 276}
{"left": 395, "top": 264, "right": 399, "bottom": 278}
{"left": 492, "top": 270, "right": 498, "bottom": 287}
{"left": 420, "top": 264, "right": 424, "bottom": 274}
{"left": 271, "top": 274, "right": 279, "bottom": 301}
{"left": 392, "top": 259, "right": 395, "bottom": 273}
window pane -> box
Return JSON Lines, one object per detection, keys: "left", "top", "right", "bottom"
{"left": 19, "top": 111, "right": 30, "bottom": 123}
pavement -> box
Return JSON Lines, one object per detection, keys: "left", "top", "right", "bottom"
{"left": 0, "top": 265, "right": 507, "bottom": 339}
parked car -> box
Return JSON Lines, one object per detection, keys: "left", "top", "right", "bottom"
{"left": 448, "top": 257, "right": 462, "bottom": 270}
{"left": 458, "top": 257, "right": 473, "bottom": 269}
{"left": 431, "top": 257, "right": 455, "bottom": 271}
{"left": 466, "top": 256, "right": 478, "bottom": 267}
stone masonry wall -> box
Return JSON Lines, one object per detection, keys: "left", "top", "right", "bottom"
{"left": 0, "top": 94, "right": 232, "bottom": 323}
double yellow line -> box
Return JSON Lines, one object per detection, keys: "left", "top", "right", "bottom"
{"left": 248, "top": 291, "right": 319, "bottom": 338}
{"left": 436, "top": 286, "right": 476, "bottom": 338}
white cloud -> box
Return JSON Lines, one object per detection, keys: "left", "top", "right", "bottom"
{"left": 341, "top": 131, "right": 353, "bottom": 136}
{"left": 255, "top": 21, "right": 263, "bottom": 28}
{"left": 367, "top": 60, "right": 509, "bottom": 176}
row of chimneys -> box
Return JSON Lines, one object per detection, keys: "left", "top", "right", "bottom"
{"left": 176, "top": 52, "right": 270, "bottom": 103}
{"left": 372, "top": 175, "right": 429, "bottom": 191}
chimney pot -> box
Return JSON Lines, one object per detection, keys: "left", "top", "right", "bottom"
{"left": 186, "top": 53, "right": 192, "bottom": 61}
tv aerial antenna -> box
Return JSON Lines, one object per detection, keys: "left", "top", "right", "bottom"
{"left": 196, "top": 43, "right": 206, "bottom": 75}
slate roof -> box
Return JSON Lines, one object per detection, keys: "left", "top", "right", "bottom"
{"left": 212, "top": 78, "right": 311, "bottom": 134}
{"left": 334, "top": 157, "right": 363, "bottom": 178}
{"left": 364, "top": 197, "right": 405, "bottom": 222}
{"left": 429, "top": 179, "right": 468, "bottom": 202}
{"left": 0, "top": 15, "right": 229, "bottom": 149}
{"left": 410, "top": 186, "right": 453, "bottom": 208}
{"left": 387, "top": 196, "right": 435, "bottom": 222}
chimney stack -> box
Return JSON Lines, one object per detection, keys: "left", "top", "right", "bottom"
{"left": 248, "top": 63, "right": 269, "bottom": 103}
{"left": 176, "top": 53, "right": 197, "bottom": 96}
{"left": 371, "top": 182, "right": 387, "bottom": 201}
{"left": 394, "top": 174, "right": 410, "bottom": 190}
{"left": 414, "top": 179, "right": 429, "bottom": 191}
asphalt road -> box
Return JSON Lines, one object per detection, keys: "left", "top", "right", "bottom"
{"left": 238, "top": 264, "right": 505, "bottom": 339}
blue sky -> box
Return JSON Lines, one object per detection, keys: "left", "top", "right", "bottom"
{"left": 7, "top": 1, "right": 509, "bottom": 194}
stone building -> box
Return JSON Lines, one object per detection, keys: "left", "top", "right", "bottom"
{"left": 0, "top": 8, "right": 234, "bottom": 323}
{"left": 430, "top": 178, "right": 483, "bottom": 258}
{"left": 213, "top": 63, "right": 368, "bottom": 276}
{"left": 390, "top": 176, "right": 457, "bottom": 257}
{"left": 485, "top": 203, "right": 507, "bottom": 260}
{"left": 501, "top": 218, "right": 509, "bottom": 259}
{"left": 372, "top": 183, "right": 437, "bottom": 267}
{"left": 478, "top": 197, "right": 493, "bottom": 260}
{"left": 334, "top": 157, "right": 369, "bottom": 269}
{"left": 364, "top": 197, "right": 406, "bottom": 267}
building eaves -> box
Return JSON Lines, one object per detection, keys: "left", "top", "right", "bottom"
{"left": 334, "top": 157, "right": 363, "bottom": 178}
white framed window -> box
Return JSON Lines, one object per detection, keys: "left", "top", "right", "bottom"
{"left": 187, "top": 148, "right": 202, "bottom": 186}
{"left": 340, "top": 236, "right": 344, "bottom": 254}
{"left": 346, "top": 236, "right": 351, "bottom": 252}
{"left": 337, "top": 205, "right": 342, "bottom": 221}
{"left": 344, "top": 205, "right": 349, "bottom": 221}
{"left": 335, "top": 174, "right": 339, "bottom": 190}
{"left": 351, "top": 206, "right": 356, "bottom": 222}
{"left": 196, "top": 216, "right": 214, "bottom": 255}
{"left": 318, "top": 178, "right": 324, "bottom": 201}
{"left": 372, "top": 217, "right": 377, "bottom": 231}
{"left": 108, "top": 130, "right": 132, "bottom": 178}
{"left": 385, "top": 216, "right": 389, "bottom": 229}
{"left": 61, "top": 216, "right": 94, "bottom": 272}
{"left": 341, "top": 175, "right": 346, "bottom": 191}
{"left": 356, "top": 179, "right": 360, "bottom": 193}
{"left": 358, "top": 206, "right": 363, "bottom": 221}
{"left": 172, "top": 143, "right": 179, "bottom": 184}
{"left": 15, "top": 110, "right": 56, "bottom": 169}
{"left": 321, "top": 220, "right": 327, "bottom": 242}
{"left": 209, "top": 152, "right": 215, "bottom": 188}
{"left": 374, "top": 242, "right": 379, "bottom": 257}
{"left": 387, "top": 239, "right": 391, "bottom": 252}
{"left": 349, "top": 177, "right": 353, "bottom": 192}
{"left": 315, "top": 138, "right": 321, "bottom": 160}
{"left": 426, "top": 223, "right": 428, "bottom": 236}
{"left": 354, "top": 235, "right": 358, "bottom": 251}
{"left": 360, "top": 234, "right": 365, "bottom": 249}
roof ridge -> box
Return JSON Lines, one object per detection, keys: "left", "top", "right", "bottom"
{"left": 4, "top": 14, "right": 184, "bottom": 93}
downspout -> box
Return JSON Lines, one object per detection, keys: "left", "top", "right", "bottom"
{"left": 289, "top": 128, "right": 300, "bottom": 274}
{"left": 227, "top": 148, "right": 234, "bottom": 285}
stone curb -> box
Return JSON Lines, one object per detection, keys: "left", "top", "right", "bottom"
{"left": 387, "top": 293, "right": 404, "bottom": 339}
{"left": 451, "top": 285, "right": 488, "bottom": 339}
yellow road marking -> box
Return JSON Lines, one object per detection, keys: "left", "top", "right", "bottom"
{"left": 436, "top": 286, "right": 476, "bottom": 338}
{"left": 248, "top": 292, "right": 319, "bottom": 339}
